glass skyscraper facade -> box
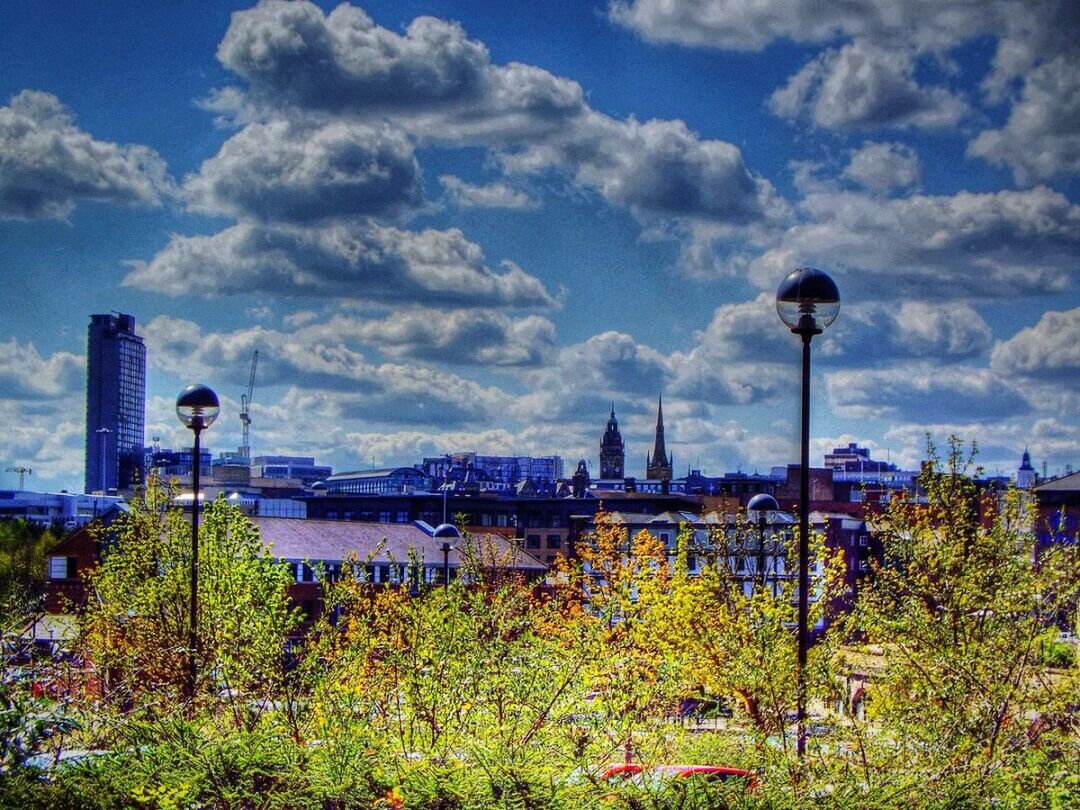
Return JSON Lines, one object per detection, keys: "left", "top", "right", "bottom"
{"left": 85, "top": 313, "right": 146, "bottom": 494}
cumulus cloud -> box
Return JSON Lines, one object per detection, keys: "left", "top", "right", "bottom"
{"left": 608, "top": 0, "right": 994, "bottom": 52}
{"left": 298, "top": 311, "right": 556, "bottom": 367}
{"left": 827, "top": 363, "right": 1029, "bottom": 420}
{"left": 207, "top": 1, "right": 779, "bottom": 229}
{"left": 0, "top": 339, "right": 84, "bottom": 399}
{"left": 968, "top": 57, "right": 1080, "bottom": 184}
{"left": 769, "top": 41, "right": 968, "bottom": 130}
{"left": 123, "top": 222, "right": 554, "bottom": 308}
{"left": 0, "top": 90, "right": 170, "bottom": 220}
{"left": 185, "top": 119, "right": 424, "bottom": 221}
{"left": 673, "top": 294, "right": 992, "bottom": 375}
{"left": 842, "top": 141, "right": 921, "bottom": 192}
{"left": 500, "top": 112, "right": 783, "bottom": 225}
{"left": 990, "top": 307, "right": 1080, "bottom": 381}
{"left": 748, "top": 185, "right": 1080, "bottom": 301}
{"left": 142, "top": 315, "right": 511, "bottom": 426}
{"left": 439, "top": 175, "right": 534, "bottom": 209}
{"left": 213, "top": 1, "right": 584, "bottom": 140}
{"left": 518, "top": 331, "right": 674, "bottom": 422}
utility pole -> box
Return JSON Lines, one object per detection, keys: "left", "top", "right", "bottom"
{"left": 5, "top": 466, "right": 31, "bottom": 490}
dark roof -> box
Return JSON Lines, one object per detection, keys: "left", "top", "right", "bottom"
{"left": 1034, "top": 471, "right": 1080, "bottom": 493}
{"left": 251, "top": 517, "right": 547, "bottom": 571}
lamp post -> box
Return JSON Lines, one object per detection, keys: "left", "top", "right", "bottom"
{"left": 175, "top": 384, "right": 219, "bottom": 701}
{"left": 747, "top": 493, "right": 779, "bottom": 592}
{"left": 96, "top": 427, "right": 112, "bottom": 495}
{"left": 441, "top": 541, "right": 452, "bottom": 589}
{"left": 433, "top": 523, "right": 460, "bottom": 590}
{"left": 775, "top": 267, "right": 840, "bottom": 758}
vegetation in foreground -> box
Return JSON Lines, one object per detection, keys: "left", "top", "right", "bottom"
{"left": 1, "top": 439, "right": 1078, "bottom": 809}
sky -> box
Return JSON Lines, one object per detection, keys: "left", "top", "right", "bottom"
{"left": 1, "top": 0, "right": 1078, "bottom": 493}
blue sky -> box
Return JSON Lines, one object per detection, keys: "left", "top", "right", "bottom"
{"left": 1, "top": 0, "right": 1078, "bottom": 492}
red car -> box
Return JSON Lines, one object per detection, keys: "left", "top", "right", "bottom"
{"left": 599, "top": 763, "right": 757, "bottom": 790}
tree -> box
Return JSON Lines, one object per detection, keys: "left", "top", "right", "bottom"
{"left": 825, "top": 437, "right": 1080, "bottom": 806}
{"left": 78, "top": 474, "right": 301, "bottom": 720}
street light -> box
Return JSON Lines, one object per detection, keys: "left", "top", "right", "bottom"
{"left": 175, "top": 383, "right": 219, "bottom": 701}
{"left": 747, "top": 493, "right": 779, "bottom": 592}
{"left": 775, "top": 266, "right": 840, "bottom": 758}
{"left": 433, "top": 523, "right": 460, "bottom": 590}
{"left": 96, "top": 427, "right": 112, "bottom": 495}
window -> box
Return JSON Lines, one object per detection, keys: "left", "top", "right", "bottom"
{"left": 49, "top": 556, "right": 76, "bottom": 580}
{"left": 546, "top": 534, "right": 561, "bottom": 549}
{"left": 686, "top": 555, "right": 696, "bottom": 571}
{"left": 378, "top": 564, "right": 391, "bottom": 583}
{"left": 551, "top": 515, "right": 562, "bottom": 528}
{"left": 858, "top": 560, "right": 868, "bottom": 573}
{"left": 859, "top": 535, "right": 868, "bottom": 547}
{"left": 526, "top": 534, "right": 541, "bottom": 549}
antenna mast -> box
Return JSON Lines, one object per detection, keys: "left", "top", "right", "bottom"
{"left": 6, "top": 466, "right": 32, "bottom": 490}
{"left": 239, "top": 350, "right": 259, "bottom": 460}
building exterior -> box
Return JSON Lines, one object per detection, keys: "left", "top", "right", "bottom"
{"left": 599, "top": 405, "right": 626, "bottom": 480}
{"left": 45, "top": 513, "right": 545, "bottom": 628}
{"left": 149, "top": 448, "right": 212, "bottom": 478}
{"left": 0, "top": 489, "right": 123, "bottom": 531}
{"left": 326, "top": 467, "right": 431, "bottom": 495}
{"left": 250, "top": 455, "right": 333, "bottom": 486}
{"left": 419, "top": 453, "right": 564, "bottom": 493}
{"left": 85, "top": 313, "right": 146, "bottom": 494}
{"left": 645, "top": 396, "right": 673, "bottom": 483}
{"left": 1017, "top": 448, "right": 1037, "bottom": 489}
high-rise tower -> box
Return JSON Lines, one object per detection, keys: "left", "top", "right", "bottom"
{"left": 85, "top": 313, "right": 146, "bottom": 494}
{"left": 599, "top": 403, "right": 625, "bottom": 479}
{"left": 645, "top": 395, "right": 673, "bottom": 482}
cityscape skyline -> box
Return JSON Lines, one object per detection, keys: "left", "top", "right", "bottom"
{"left": 1, "top": 0, "right": 1078, "bottom": 493}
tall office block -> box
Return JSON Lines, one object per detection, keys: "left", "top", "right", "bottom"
{"left": 85, "top": 313, "right": 146, "bottom": 494}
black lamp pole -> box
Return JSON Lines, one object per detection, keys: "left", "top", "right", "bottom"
{"left": 188, "top": 425, "right": 203, "bottom": 698}
{"left": 441, "top": 541, "right": 451, "bottom": 590}
{"left": 775, "top": 268, "right": 840, "bottom": 759}
{"left": 176, "top": 384, "right": 219, "bottom": 702}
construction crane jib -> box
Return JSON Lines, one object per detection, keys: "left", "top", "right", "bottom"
{"left": 239, "top": 350, "right": 259, "bottom": 460}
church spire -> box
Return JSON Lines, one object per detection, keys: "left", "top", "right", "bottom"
{"left": 646, "top": 394, "right": 673, "bottom": 482}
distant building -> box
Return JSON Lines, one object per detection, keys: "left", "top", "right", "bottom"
{"left": 326, "top": 467, "right": 431, "bottom": 495}
{"left": 250, "top": 455, "right": 333, "bottom": 486}
{"left": 85, "top": 313, "right": 146, "bottom": 494}
{"left": 599, "top": 404, "right": 625, "bottom": 479}
{"left": 645, "top": 396, "right": 673, "bottom": 483}
{"left": 419, "top": 453, "right": 563, "bottom": 493}
{"left": 824, "top": 443, "right": 898, "bottom": 475}
{"left": 1017, "top": 448, "right": 1037, "bottom": 489}
{"left": 0, "top": 489, "right": 123, "bottom": 531}
{"left": 150, "top": 447, "right": 212, "bottom": 478}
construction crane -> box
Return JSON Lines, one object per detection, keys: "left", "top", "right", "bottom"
{"left": 6, "top": 466, "right": 31, "bottom": 490}
{"left": 239, "top": 350, "right": 259, "bottom": 460}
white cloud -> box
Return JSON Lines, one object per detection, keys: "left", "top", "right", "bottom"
{"left": 0, "top": 339, "right": 84, "bottom": 399}
{"left": 185, "top": 119, "right": 424, "bottom": 221}
{"left": 439, "top": 175, "right": 534, "bottom": 209}
{"left": 0, "top": 90, "right": 170, "bottom": 220}
{"left": 842, "top": 141, "right": 921, "bottom": 192}
{"left": 208, "top": 1, "right": 780, "bottom": 230}
{"left": 827, "top": 363, "right": 1029, "bottom": 420}
{"left": 608, "top": 0, "right": 993, "bottom": 52}
{"left": 769, "top": 41, "right": 968, "bottom": 130}
{"left": 123, "top": 221, "right": 555, "bottom": 308}
{"left": 748, "top": 185, "right": 1080, "bottom": 301}
{"left": 141, "top": 316, "right": 512, "bottom": 427}
{"left": 968, "top": 57, "right": 1080, "bottom": 184}
{"left": 990, "top": 307, "right": 1080, "bottom": 381}
{"left": 298, "top": 310, "right": 556, "bottom": 367}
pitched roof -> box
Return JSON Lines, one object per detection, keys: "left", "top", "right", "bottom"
{"left": 251, "top": 517, "right": 547, "bottom": 571}
{"left": 1034, "top": 471, "right": 1080, "bottom": 493}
